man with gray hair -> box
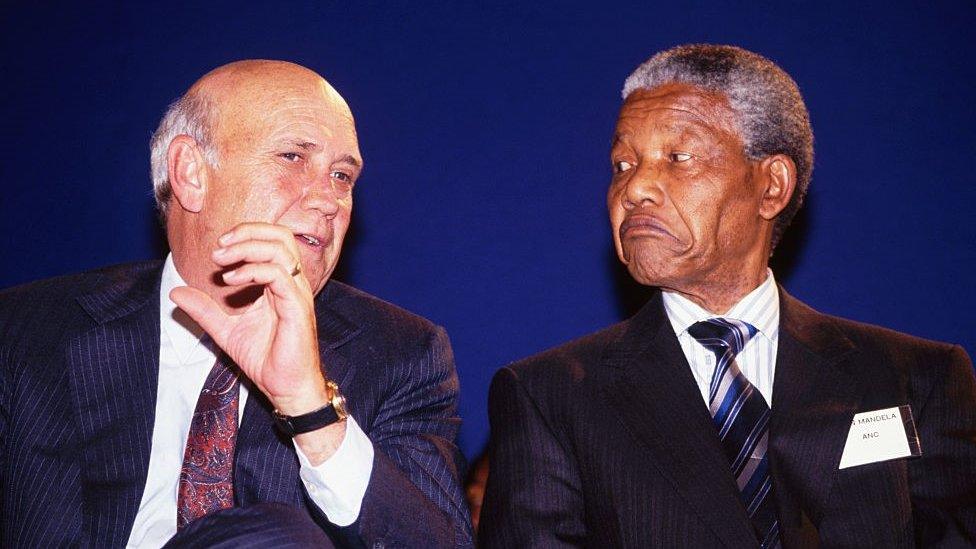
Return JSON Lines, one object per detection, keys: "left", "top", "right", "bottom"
{"left": 480, "top": 44, "right": 975, "bottom": 547}
{"left": 0, "top": 60, "right": 473, "bottom": 547}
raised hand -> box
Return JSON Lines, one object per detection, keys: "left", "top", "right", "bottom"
{"left": 170, "top": 222, "right": 329, "bottom": 417}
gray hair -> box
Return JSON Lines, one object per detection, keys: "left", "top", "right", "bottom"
{"left": 149, "top": 92, "right": 219, "bottom": 221}
{"left": 622, "top": 44, "right": 813, "bottom": 249}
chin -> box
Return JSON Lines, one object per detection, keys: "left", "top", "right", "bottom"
{"left": 624, "top": 246, "right": 683, "bottom": 288}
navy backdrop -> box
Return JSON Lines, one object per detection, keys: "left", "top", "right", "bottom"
{"left": 2, "top": 1, "right": 974, "bottom": 459}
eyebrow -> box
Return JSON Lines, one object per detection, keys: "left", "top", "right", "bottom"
{"left": 611, "top": 122, "right": 705, "bottom": 146}
{"left": 283, "top": 140, "right": 362, "bottom": 168}
{"left": 335, "top": 154, "right": 362, "bottom": 168}
{"left": 281, "top": 139, "right": 322, "bottom": 152}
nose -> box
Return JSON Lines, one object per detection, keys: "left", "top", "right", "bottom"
{"left": 300, "top": 181, "right": 341, "bottom": 219}
{"left": 621, "top": 162, "right": 666, "bottom": 210}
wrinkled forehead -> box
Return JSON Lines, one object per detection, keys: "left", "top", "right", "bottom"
{"left": 615, "top": 83, "right": 741, "bottom": 142}
{"left": 213, "top": 76, "right": 359, "bottom": 152}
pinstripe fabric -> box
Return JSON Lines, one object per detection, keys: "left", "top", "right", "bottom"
{"left": 162, "top": 503, "right": 336, "bottom": 548}
{"left": 480, "top": 287, "right": 976, "bottom": 548}
{"left": 0, "top": 261, "right": 473, "bottom": 548}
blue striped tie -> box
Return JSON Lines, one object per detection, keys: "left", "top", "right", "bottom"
{"left": 688, "top": 318, "right": 780, "bottom": 548}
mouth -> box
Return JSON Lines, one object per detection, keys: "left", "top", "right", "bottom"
{"left": 619, "top": 215, "right": 674, "bottom": 240}
{"left": 294, "top": 232, "right": 327, "bottom": 249}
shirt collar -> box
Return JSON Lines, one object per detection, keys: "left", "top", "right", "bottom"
{"left": 661, "top": 269, "right": 780, "bottom": 342}
{"left": 159, "top": 253, "right": 209, "bottom": 365}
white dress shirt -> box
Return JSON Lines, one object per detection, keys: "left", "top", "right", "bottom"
{"left": 661, "top": 270, "right": 780, "bottom": 407}
{"left": 126, "top": 255, "right": 374, "bottom": 548}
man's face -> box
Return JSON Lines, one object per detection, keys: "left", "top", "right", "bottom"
{"left": 201, "top": 77, "right": 362, "bottom": 296}
{"left": 608, "top": 83, "right": 767, "bottom": 294}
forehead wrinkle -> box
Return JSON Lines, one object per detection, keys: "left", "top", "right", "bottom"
{"left": 619, "top": 111, "right": 739, "bottom": 157}
{"left": 250, "top": 106, "right": 356, "bottom": 149}
{"left": 621, "top": 85, "right": 741, "bottom": 140}
{"left": 614, "top": 117, "right": 710, "bottom": 149}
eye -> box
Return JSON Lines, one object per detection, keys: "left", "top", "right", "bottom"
{"left": 614, "top": 160, "right": 634, "bottom": 174}
{"left": 279, "top": 152, "right": 303, "bottom": 162}
{"left": 669, "top": 152, "right": 692, "bottom": 163}
{"left": 331, "top": 171, "right": 354, "bottom": 185}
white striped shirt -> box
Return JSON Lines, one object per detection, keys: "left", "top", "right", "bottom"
{"left": 661, "top": 270, "right": 780, "bottom": 407}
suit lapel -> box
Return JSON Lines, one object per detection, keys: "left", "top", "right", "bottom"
{"left": 234, "top": 281, "right": 362, "bottom": 505}
{"left": 69, "top": 263, "right": 162, "bottom": 548}
{"left": 601, "top": 292, "right": 759, "bottom": 547}
{"left": 769, "top": 288, "right": 861, "bottom": 542}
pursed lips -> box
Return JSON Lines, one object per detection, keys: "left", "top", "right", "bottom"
{"left": 619, "top": 214, "right": 674, "bottom": 240}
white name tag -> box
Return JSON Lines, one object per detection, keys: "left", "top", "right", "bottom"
{"left": 838, "top": 405, "right": 921, "bottom": 469}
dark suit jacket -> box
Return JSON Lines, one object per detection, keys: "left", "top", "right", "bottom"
{"left": 0, "top": 261, "right": 474, "bottom": 548}
{"left": 480, "top": 288, "right": 976, "bottom": 548}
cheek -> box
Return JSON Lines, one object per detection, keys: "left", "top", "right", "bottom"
{"left": 607, "top": 197, "right": 626, "bottom": 252}
{"left": 607, "top": 186, "right": 625, "bottom": 223}
{"left": 250, "top": 172, "right": 305, "bottom": 221}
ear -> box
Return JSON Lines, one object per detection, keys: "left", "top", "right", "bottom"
{"left": 757, "top": 154, "right": 796, "bottom": 221}
{"left": 166, "top": 135, "right": 209, "bottom": 214}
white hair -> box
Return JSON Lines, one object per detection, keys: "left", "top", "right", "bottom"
{"left": 623, "top": 44, "right": 813, "bottom": 249}
{"left": 149, "top": 92, "right": 219, "bottom": 221}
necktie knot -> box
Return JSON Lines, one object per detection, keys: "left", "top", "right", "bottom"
{"left": 687, "top": 318, "right": 758, "bottom": 359}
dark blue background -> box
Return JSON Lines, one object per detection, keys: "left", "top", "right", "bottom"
{"left": 2, "top": 1, "right": 974, "bottom": 459}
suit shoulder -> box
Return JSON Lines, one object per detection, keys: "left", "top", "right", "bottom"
{"left": 503, "top": 321, "right": 628, "bottom": 388}
{"left": 0, "top": 262, "right": 160, "bottom": 362}
{"left": 825, "top": 311, "right": 963, "bottom": 362}
{"left": 0, "top": 261, "right": 160, "bottom": 341}
{"left": 0, "top": 261, "right": 159, "bottom": 304}
{"left": 788, "top": 297, "right": 973, "bottom": 391}
{"left": 322, "top": 280, "right": 442, "bottom": 339}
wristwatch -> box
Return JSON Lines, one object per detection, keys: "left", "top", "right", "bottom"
{"left": 272, "top": 380, "right": 348, "bottom": 436}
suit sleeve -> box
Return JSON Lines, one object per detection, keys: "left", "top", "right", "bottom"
{"left": 320, "top": 326, "right": 473, "bottom": 548}
{"left": 909, "top": 344, "right": 976, "bottom": 546}
{"left": 479, "top": 367, "right": 586, "bottom": 547}
{"left": 0, "top": 344, "right": 8, "bottom": 538}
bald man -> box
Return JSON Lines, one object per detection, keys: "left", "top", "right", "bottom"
{"left": 0, "top": 61, "right": 472, "bottom": 548}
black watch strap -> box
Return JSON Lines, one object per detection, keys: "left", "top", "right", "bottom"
{"left": 273, "top": 403, "right": 340, "bottom": 436}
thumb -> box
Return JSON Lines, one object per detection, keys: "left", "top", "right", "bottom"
{"left": 170, "top": 286, "right": 231, "bottom": 345}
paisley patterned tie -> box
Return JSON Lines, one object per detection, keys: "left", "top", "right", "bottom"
{"left": 177, "top": 354, "right": 240, "bottom": 528}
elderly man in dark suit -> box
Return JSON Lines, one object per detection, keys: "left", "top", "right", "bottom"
{"left": 480, "top": 44, "right": 976, "bottom": 548}
{"left": 0, "top": 60, "right": 472, "bottom": 548}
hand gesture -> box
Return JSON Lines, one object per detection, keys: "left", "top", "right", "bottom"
{"left": 170, "top": 222, "right": 329, "bottom": 415}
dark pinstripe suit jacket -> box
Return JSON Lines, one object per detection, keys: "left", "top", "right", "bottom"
{"left": 480, "top": 288, "right": 976, "bottom": 548}
{"left": 0, "top": 261, "right": 474, "bottom": 548}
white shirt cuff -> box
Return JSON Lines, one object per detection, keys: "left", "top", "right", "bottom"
{"left": 293, "top": 415, "right": 375, "bottom": 526}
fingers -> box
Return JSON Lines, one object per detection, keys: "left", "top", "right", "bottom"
{"left": 215, "top": 222, "right": 309, "bottom": 291}
{"left": 213, "top": 239, "right": 296, "bottom": 270}
{"left": 218, "top": 222, "right": 302, "bottom": 261}
{"left": 170, "top": 286, "right": 232, "bottom": 343}
{"left": 222, "top": 262, "right": 306, "bottom": 312}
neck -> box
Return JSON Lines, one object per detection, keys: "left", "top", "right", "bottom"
{"left": 665, "top": 263, "right": 769, "bottom": 315}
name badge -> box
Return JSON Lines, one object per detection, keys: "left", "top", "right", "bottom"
{"left": 838, "top": 405, "right": 921, "bottom": 469}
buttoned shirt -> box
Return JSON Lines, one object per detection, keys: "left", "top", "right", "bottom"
{"left": 661, "top": 270, "right": 780, "bottom": 407}
{"left": 126, "top": 255, "right": 374, "bottom": 548}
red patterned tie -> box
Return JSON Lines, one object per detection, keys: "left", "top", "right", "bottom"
{"left": 177, "top": 354, "right": 240, "bottom": 528}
